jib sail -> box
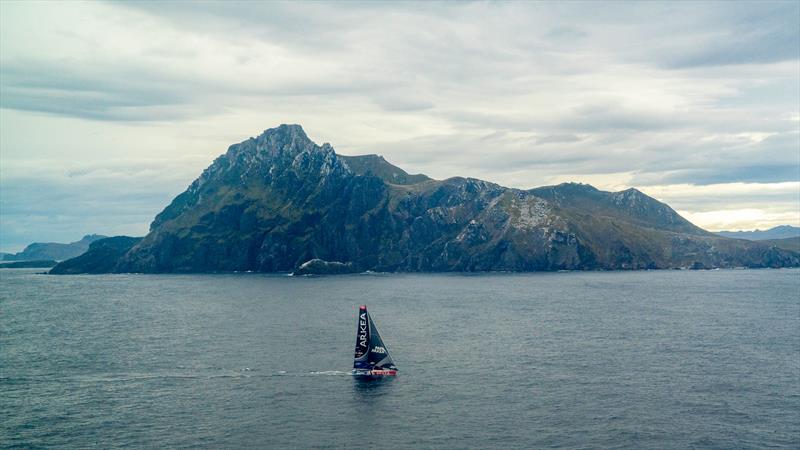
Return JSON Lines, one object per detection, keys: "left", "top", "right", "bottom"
{"left": 353, "top": 305, "right": 397, "bottom": 371}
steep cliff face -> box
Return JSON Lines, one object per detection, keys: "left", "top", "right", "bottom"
{"left": 55, "top": 124, "right": 800, "bottom": 273}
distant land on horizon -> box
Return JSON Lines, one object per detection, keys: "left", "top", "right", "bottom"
{"left": 50, "top": 125, "right": 800, "bottom": 274}
{"left": 715, "top": 225, "right": 800, "bottom": 241}
{"left": 0, "top": 259, "right": 58, "bottom": 269}
{"left": 1, "top": 234, "right": 106, "bottom": 262}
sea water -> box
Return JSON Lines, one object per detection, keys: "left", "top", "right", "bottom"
{"left": 2, "top": 269, "right": 798, "bottom": 448}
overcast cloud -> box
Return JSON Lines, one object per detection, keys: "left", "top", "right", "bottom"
{"left": 1, "top": 1, "right": 798, "bottom": 251}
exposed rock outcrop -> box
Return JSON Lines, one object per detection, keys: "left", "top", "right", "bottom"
{"left": 292, "top": 259, "right": 357, "bottom": 275}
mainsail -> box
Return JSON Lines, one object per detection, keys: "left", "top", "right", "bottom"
{"left": 353, "top": 305, "right": 397, "bottom": 372}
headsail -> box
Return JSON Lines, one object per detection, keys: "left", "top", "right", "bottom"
{"left": 353, "top": 305, "right": 397, "bottom": 372}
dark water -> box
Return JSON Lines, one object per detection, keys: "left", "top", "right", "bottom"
{"left": 2, "top": 269, "right": 799, "bottom": 448}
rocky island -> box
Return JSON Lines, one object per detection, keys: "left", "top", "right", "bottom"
{"left": 51, "top": 124, "right": 800, "bottom": 274}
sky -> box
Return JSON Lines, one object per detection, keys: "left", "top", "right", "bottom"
{"left": 1, "top": 1, "right": 798, "bottom": 252}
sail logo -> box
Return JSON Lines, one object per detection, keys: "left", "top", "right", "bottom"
{"left": 358, "top": 313, "right": 368, "bottom": 348}
{"left": 371, "top": 346, "right": 386, "bottom": 354}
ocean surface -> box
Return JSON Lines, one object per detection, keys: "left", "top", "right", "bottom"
{"left": 2, "top": 268, "right": 799, "bottom": 448}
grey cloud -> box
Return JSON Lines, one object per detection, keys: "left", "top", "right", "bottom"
{"left": 375, "top": 131, "right": 607, "bottom": 182}
{"left": 558, "top": 104, "right": 689, "bottom": 132}
{"left": 535, "top": 134, "right": 583, "bottom": 145}
{"left": 714, "top": 78, "right": 799, "bottom": 109}
{"left": 628, "top": 132, "right": 800, "bottom": 185}
{"left": 371, "top": 95, "right": 434, "bottom": 112}
{"left": 439, "top": 110, "right": 539, "bottom": 133}
{"left": 542, "top": 1, "right": 800, "bottom": 69}
{"left": 1, "top": 0, "right": 798, "bottom": 246}
{"left": 544, "top": 26, "right": 588, "bottom": 41}
{"left": 0, "top": 61, "right": 200, "bottom": 121}
{"left": 639, "top": 185, "right": 800, "bottom": 214}
{"left": 441, "top": 104, "right": 696, "bottom": 136}
{"left": 663, "top": 3, "right": 800, "bottom": 68}
{"left": 376, "top": 124, "right": 800, "bottom": 189}
{"left": 0, "top": 58, "right": 394, "bottom": 121}
{"left": 114, "top": 1, "right": 354, "bottom": 51}
{"left": 120, "top": 1, "right": 800, "bottom": 72}
{"left": 654, "top": 165, "right": 800, "bottom": 186}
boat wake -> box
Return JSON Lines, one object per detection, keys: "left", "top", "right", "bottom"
{"left": 307, "top": 370, "right": 353, "bottom": 376}
{"left": 22, "top": 368, "right": 361, "bottom": 384}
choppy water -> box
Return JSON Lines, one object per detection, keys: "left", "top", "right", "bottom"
{"left": 1, "top": 268, "right": 799, "bottom": 448}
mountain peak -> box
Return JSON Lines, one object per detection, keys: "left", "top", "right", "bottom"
{"left": 612, "top": 187, "right": 645, "bottom": 202}
{"left": 215, "top": 124, "right": 325, "bottom": 171}
{"left": 247, "top": 124, "right": 314, "bottom": 155}
{"left": 257, "top": 124, "right": 307, "bottom": 141}
{"left": 555, "top": 182, "right": 600, "bottom": 192}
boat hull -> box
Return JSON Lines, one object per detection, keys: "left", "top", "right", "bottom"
{"left": 352, "top": 369, "right": 398, "bottom": 378}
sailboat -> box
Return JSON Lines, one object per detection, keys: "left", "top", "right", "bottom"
{"left": 353, "top": 305, "right": 398, "bottom": 377}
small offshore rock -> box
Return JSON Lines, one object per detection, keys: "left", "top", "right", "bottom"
{"left": 293, "top": 259, "right": 357, "bottom": 275}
